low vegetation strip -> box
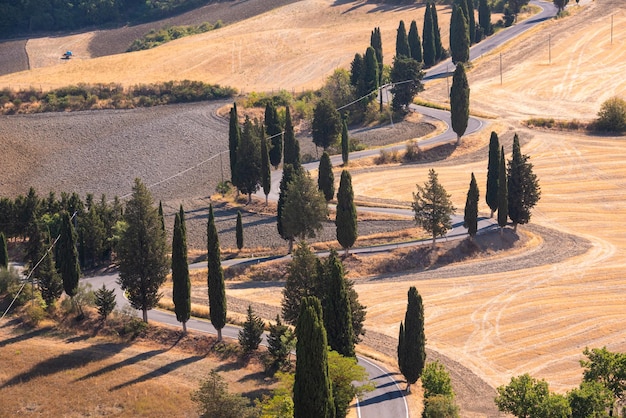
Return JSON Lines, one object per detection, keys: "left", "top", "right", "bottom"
{"left": 0, "top": 81, "right": 236, "bottom": 114}
{"left": 127, "top": 21, "right": 224, "bottom": 52}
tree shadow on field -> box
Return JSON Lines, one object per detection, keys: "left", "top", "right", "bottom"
{"left": 0, "top": 342, "right": 125, "bottom": 388}
{"left": 109, "top": 355, "right": 205, "bottom": 391}
{"left": 0, "top": 326, "right": 54, "bottom": 348}
{"left": 74, "top": 348, "right": 168, "bottom": 382}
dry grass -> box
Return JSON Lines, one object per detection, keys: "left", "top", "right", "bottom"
{"left": 0, "top": 314, "right": 275, "bottom": 417}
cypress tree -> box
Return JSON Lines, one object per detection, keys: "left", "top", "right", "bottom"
{"left": 479, "top": 0, "right": 493, "bottom": 37}
{"left": 345, "top": 279, "right": 366, "bottom": 345}
{"left": 397, "top": 321, "right": 405, "bottom": 377}
{"left": 362, "top": 46, "right": 379, "bottom": 105}
{"left": 507, "top": 134, "right": 541, "bottom": 231}
{"left": 293, "top": 296, "right": 335, "bottom": 418}
{"left": 456, "top": 0, "right": 470, "bottom": 40}
{"left": 408, "top": 20, "right": 423, "bottom": 63}
{"left": 172, "top": 209, "right": 191, "bottom": 333}
{"left": 400, "top": 286, "right": 426, "bottom": 393}
{"left": 277, "top": 164, "right": 297, "bottom": 250}
{"left": 38, "top": 234, "right": 63, "bottom": 306}
{"left": 229, "top": 103, "right": 241, "bottom": 187}
{"left": 395, "top": 20, "right": 410, "bottom": 58}
{"left": 261, "top": 128, "right": 271, "bottom": 204}
{"left": 0, "top": 232, "right": 7, "bottom": 268}
{"left": 486, "top": 132, "right": 500, "bottom": 217}
{"left": 497, "top": 146, "right": 508, "bottom": 234}
{"left": 238, "top": 305, "right": 265, "bottom": 353}
{"left": 94, "top": 284, "right": 116, "bottom": 323}
{"left": 207, "top": 204, "right": 227, "bottom": 341}
{"left": 431, "top": 3, "right": 446, "bottom": 61}
{"left": 464, "top": 173, "right": 479, "bottom": 239}
{"left": 235, "top": 116, "right": 262, "bottom": 203}
{"left": 283, "top": 107, "right": 300, "bottom": 169}
{"left": 335, "top": 170, "right": 358, "bottom": 256}
{"left": 412, "top": 169, "right": 455, "bottom": 248}
{"left": 370, "top": 27, "right": 383, "bottom": 84}
{"left": 117, "top": 179, "right": 169, "bottom": 323}
{"left": 320, "top": 250, "right": 355, "bottom": 358}
{"left": 312, "top": 99, "right": 342, "bottom": 150}
{"left": 465, "top": 0, "right": 476, "bottom": 44}
{"left": 341, "top": 118, "right": 349, "bottom": 166}
{"left": 158, "top": 200, "right": 165, "bottom": 233}
{"left": 450, "top": 62, "right": 470, "bottom": 145}
{"left": 56, "top": 210, "right": 80, "bottom": 299}
{"left": 267, "top": 315, "right": 295, "bottom": 371}
{"left": 236, "top": 210, "right": 244, "bottom": 250}
{"left": 350, "top": 53, "right": 363, "bottom": 89}
{"left": 422, "top": 3, "right": 436, "bottom": 68}
{"left": 318, "top": 152, "right": 335, "bottom": 202}
{"left": 450, "top": 4, "right": 470, "bottom": 64}
{"left": 266, "top": 102, "right": 283, "bottom": 169}
{"left": 281, "top": 241, "right": 319, "bottom": 325}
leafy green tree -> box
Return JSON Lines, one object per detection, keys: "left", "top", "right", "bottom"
{"left": 341, "top": 118, "right": 349, "bottom": 166}
{"left": 507, "top": 134, "right": 541, "bottom": 231}
{"left": 553, "top": 0, "right": 569, "bottom": 13}
{"left": 431, "top": 3, "right": 446, "bottom": 61}
{"left": 422, "top": 3, "right": 436, "bottom": 68}
{"left": 192, "top": 370, "right": 258, "bottom": 418}
{"left": 207, "top": 204, "right": 227, "bottom": 341}
{"left": 117, "top": 179, "right": 169, "bottom": 323}
{"left": 422, "top": 360, "right": 454, "bottom": 399}
{"left": 370, "top": 27, "right": 383, "bottom": 83}
{"left": 281, "top": 241, "right": 319, "bottom": 325}
{"left": 283, "top": 107, "right": 301, "bottom": 169}
{"left": 479, "top": 0, "right": 493, "bottom": 37}
{"left": 312, "top": 99, "right": 342, "bottom": 150}
{"left": 497, "top": 147, "right": 508, "bottom": 233}
{"left": 423, "top": 395, "right": 460, "bottom": 418}
{"left": 229, "top": 103, "right": 241, "bottom": 186}
{"left": 396, "top": 20, "right": 410, "bottom": 58}
{"left": 94, "top": 284, "right": 116, "bottom": 323}
{"left": 267, "top": 315, "right": 295, "bottom": 372}
{"left": 319, "top": 250, "right": 354, "bottom": 358}
{"left": 398, "top": 286, "right": 426, "bottom": 393}
{"left": 236, "top": 116, "right": 262, "bottom": 203}
{"left": 266, "top": 102, "right": 283, "bottom": 169}
{"left": 595, "top": 97, "right": 626, "bottom": 132}
{"left": 172, "top": 209, "right": 190, "bottom": 333}
{"left": 390, "top": 56, "right": 424, "bottom": 113}
{"left": 321, "top": 69, "right": 355, "bottom": 110}
{"left": 450, "top": 62, "right": 470, "bottom": 144}
{"left": 463, "top": 173, "right": 479, "bottom": 239}
{"left": 450, "top": 4, "right": 470, "bottom": 64}
{"left": 408, "top": 20, "right": 423, "bottom": 63}
{"left": 318, "top": 152, "right": 335, "bottom": 202}
{"left": 336, "top": 170, "right": 358, "bottom": 256}
{"left": 328, "top": 350, "right": 373, "bottom": 418}
{"left": 567, "top": 381, "right": 613, "bottom": 418}
{"left": 238, "top": 305, "right": 265, "bottom": 353}
{"left": 412, "top": 169, "right": 456, "bottom": 248}
{"left": 495, "top": 374, "right": 571, "bottom": 418}
{"left": 581, "top": 347, "right": 626, "bottom": 405}
{"left": 282, "top": 170, "right": 329, "bottom": 247}
{"left": 56, "top": 210, "right": 81, "bottom": 299}
{"left": 293, "top": 296, "right": 335, "bottom": 418}
{"left": 486, "top": 132, "right": 500, "bottom": 217}
{"left": 507, "top": 0, "right": 530, "bottom": 20}
{"left": 236, "top": 211, "right": 244, "bottom": 250}
{"left": 0, "top": 232, "right": 7, "bottom": 268}
{"left": 261, "top": 128, "right": 271, "bottom": 204}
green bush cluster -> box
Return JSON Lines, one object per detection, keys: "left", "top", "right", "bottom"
{"left": 0, "top": 81, "right": 236, "bottom": 115}
{"left": 594, "top": 96, "right": 626, "bottom": 133}
{"left": 127, "top": 21, "right": 223, "bottom": 52}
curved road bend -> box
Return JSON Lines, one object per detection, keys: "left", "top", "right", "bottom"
{"left": 84, "top": 2, "right": 560, "bottom": 416}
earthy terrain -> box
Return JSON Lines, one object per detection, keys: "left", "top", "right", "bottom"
{"left": 0, "top": 0, "right": 625, "bottom": 417}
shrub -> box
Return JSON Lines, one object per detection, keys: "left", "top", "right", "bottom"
{"left": 375, "top": 149, "right": 401, "bottom": 165}
{"left": 192, "top": 370, "right": 258, "bottom": 418}
{"left": 0, "top": 267, "right": 20, "bottom": 294}
{"left": 594, "top": 96, "right": 626, "bottom": 133}
{"left": 404, "top": 140, "right": 421, "bottom": 162}
{"left": 422, "top": 394, "right": 460, "bottom": 418}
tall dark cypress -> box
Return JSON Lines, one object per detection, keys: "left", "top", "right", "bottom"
{"left": 479, "top": 0, "right": 493, "bottom": 36}
{"left": 318, "top": 152, "right": 335, "bottom": 202}
{"left": 362, "top": 46, "right": 379, "bottom": 104}
{"left": 370, "top": 27, "right": 383, "bottom": 84}
{"left": 172, "top": 209, "right": 191, "bottom": 333}
{"left": 207, "top": 204, "right": 226, "bottom": 341}
{"left": 266, "top": 102, "right": 283, "bottom": 169}
{"left": 464, "top": 173, "right": 479, "bottom": 239}
{"left": 397, "top": 321, "right": 405, "bottom": 377}
{"left": 431, "top": 3, "right": 445, "bottom": 61}
{"left": 395, "top": 20, "right": 410, "bottom": 58}
{"left": 320, "top": 250, "right": 354, "bottom": 358}
{"left": 38, "top": 233, "right": 63, "bottom": 306}
{"left": 497, "top": 146, "right": 508, "bottom": 233}
{"left": 235, "top": 116, "right": 262, "bottom": 203}
{"left": 422, "top": 3, "right": 436, "bottom": 68}
{"left": 236, "top": 210, "right": 244, "bottom": 250}
{"left": 486, "top": 132, "right": 500, "bottom": 217}
{"left": 507, "top": 134, "right": 541, "bottom": 231}
{"left": 408, "top": 20, "right": 423, "bottom": 63}
{"left": 228, "top": 103, "right": 241, "bottom": 188}
{"left": 283, "top": 107, "right": 300, "bottom": 169}
{"left": 158, "top": 200, "right": 165, "bottom": 233}
{"left": 261, "top": 127, "right": 271, "bottom": 204}
{"left": 56, "top": 211, "right": 80, "bottom": 298}
{"left": 350, "top": 53, "right": 363, "bottom": 89}
{"left": 450, "top": 62, "right": 470, "bottom": 144}
{"left": 293, "top": 296, "right": 335, "bottom": 418}
{"left": 465, "top": 0, "right": 476, "bottom": 44}
{"left": 335, "top": 170, "right": 357, "bottom": 256}
{"left": 277, "top": 164, "right": 297, "bottom": 247}
{"left": 0, "top": 232, "right": 7, "bottom": 268}
{"left": 341, "top": 118, "right": 349, "bottom": 166}
{"left": 450, "top": 4, "right": 470, "bottom": 64}
{"left": 400, "top": 286, "right": 426, "bottom": 393}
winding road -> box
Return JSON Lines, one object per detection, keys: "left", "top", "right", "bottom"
{"left": 86, "top": 1, "right": 560, "bottom": 417}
